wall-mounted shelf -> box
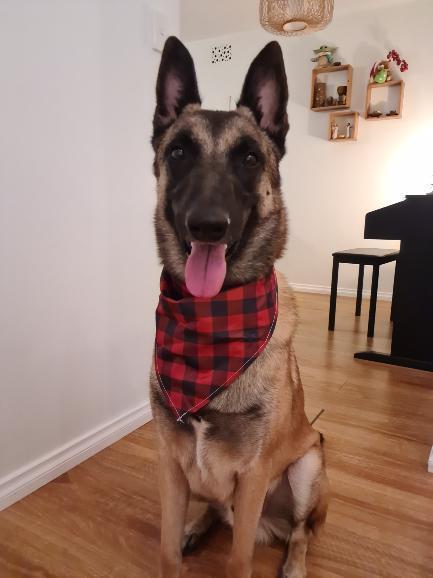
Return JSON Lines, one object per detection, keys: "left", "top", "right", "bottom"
{"left": 310, "top": 64, "right": 353, "bottom": 111}
{"left": 311, "top": 104, "right": 350, "bottom": 112}
{"left": 365, "top": 79, "right": 404, "bottom": 120}
{"left": 369, "top": 79, "right": 402, "bottom": 87}
{"left": 328, "top": 111, "right": 359, "bottom": 142}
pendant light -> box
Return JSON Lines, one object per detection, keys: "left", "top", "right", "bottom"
{"left": 260, "top": 0, "right": 334, "bottom": 36}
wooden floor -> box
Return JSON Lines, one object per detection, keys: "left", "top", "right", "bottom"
{"left": 1, "top": 293, "right": 432, "bottom": 578}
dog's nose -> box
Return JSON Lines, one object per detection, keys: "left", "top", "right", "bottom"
{"left": 187, "top": 212, "right": 229, "bottom": 243}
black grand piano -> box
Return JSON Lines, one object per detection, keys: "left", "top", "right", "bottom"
{"left": 355, "top": 194, "right": 433, "bottom": 372}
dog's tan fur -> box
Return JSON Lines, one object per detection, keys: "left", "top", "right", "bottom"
{"left": 150, "top": 39, "right": 328, "bottom": 578}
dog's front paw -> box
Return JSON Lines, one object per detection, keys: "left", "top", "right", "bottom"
{"left": 159, "top": 554, "right": 182, "bottom": 578}
{"left": 279, "top": 562, "right": 307, "bottom": 578}
{"left": 181, "top": 531, "right": 201, "bottom": 555}
{"left": 182, "top": 504, "right": 219, "bottom": 555}
{"left": 226, "top": 557, "right": 252, "bottom": 578}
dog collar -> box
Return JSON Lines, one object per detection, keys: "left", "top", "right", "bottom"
{"left": 154, "top": 268, "right": 278, "bottom": 422}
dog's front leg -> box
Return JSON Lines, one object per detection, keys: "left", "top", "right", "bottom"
{"left": 159, "top": 452, "right": 190, "bottom": 578}
{"left": 226, "top": 463, "right": 269, "bottom": 578}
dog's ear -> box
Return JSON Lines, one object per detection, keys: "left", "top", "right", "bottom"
{"left": 237, "top": 42, "right": 288, "bottom": 155}
{"left": 152, "top": 36, "right": 201, "bottom": 147}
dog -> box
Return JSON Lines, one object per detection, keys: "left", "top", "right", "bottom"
{"left": 150, "top": 36, "right": 329, "bottom": 578}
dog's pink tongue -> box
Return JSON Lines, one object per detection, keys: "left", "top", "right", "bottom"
{"left": 185, "top": 243, "right": 227, "bottom": 298}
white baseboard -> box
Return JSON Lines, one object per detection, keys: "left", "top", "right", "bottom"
{"left": 0, "top": 402, "right": 152, "bottom": 512}
{"left": 290, "top": 282, "right": 392, "bottom": 302}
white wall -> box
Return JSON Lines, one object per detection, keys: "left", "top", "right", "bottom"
{"left": 181, "top": 0, "right": 420, "bottom": 42}
{"left": 186, "top": 0, "right": 433, "bottom": 296}
{"left": 0, "top": 0, "right": 178, "bottom": 508}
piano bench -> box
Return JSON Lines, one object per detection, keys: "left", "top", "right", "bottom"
{"left": 328, "top": 248, "right": 399, "bottom": 338}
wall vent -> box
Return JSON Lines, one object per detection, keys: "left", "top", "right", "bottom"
{"left": 211, "top": 43, "right": 232, "bottom": 64}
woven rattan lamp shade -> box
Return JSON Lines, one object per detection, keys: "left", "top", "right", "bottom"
{"left": 259, "top": 0, "right": 334, "bottom": 36}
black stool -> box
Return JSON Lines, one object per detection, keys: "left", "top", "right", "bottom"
{"left": 328, "top": 248, "right": 399, "bottom": 338}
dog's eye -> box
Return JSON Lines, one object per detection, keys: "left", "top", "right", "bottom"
{"left": 170, "top": 146, "right": 185, "bottom": 160}
{"left": 244, "top": 152, "right": 258, "bottom": 167}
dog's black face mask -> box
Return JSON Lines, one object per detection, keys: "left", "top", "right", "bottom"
{"left": 162, "top": 114, "right": 265, "bottom": 297}
{"left": 152, "top": 37, "right": 289, "bottom": 297}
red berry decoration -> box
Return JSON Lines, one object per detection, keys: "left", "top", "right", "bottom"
{"left": 383, "top": 49, "right": 408, "bottom": 75}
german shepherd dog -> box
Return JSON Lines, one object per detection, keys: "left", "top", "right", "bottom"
{"left": 150, "top": 37, "right": 329, "bottom": 578}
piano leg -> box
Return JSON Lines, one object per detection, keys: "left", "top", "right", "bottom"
{"left": 354, "top": 350, "right": 433, "bottom": 372}
{"left": 328, "top": 256, "right": 339, "bottom": 331}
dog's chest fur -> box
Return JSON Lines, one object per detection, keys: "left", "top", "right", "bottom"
{"left": 150, "top": 272, "right": 299, "bottom": 504}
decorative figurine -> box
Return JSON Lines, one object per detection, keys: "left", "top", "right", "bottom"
{"left": 326, "top": 96, "right": 334, "bottom": 107}
{"left": 311, "top": 45, "right": 337, "bottom": 68}
{"left": 346, "top": 122, "right": 352, "bottom": 138}
{"left": 370, "top": 50, "right": 408, "bottom": 83}
{"left": 370, "top": 61, "right": 390, "bottom": 84}
{"left": 386, "top": 110, "right": 399, "bottom": 116}
{"left": 337, "top": 85, "right": 347, "bottom": 105}
{"left": 368, "top": 109, "right": 382, "bottom": 118}
{"left": 331, "top": 123, "right": 339, "bottom": 140}
{"left": 314, "top": 82, "right": 327, "bottom": 108}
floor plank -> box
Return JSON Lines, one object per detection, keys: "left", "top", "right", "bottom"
{"left": 0, "top": 292, "right": 432, "bottom": 577}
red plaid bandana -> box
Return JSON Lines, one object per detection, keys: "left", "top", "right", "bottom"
{"left": 155, "top": 268, "right": 278, "bottom": 422}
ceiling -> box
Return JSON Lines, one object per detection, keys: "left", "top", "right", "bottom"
{"left": 181, "top": 0, "right": 415, "bottom": 41}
